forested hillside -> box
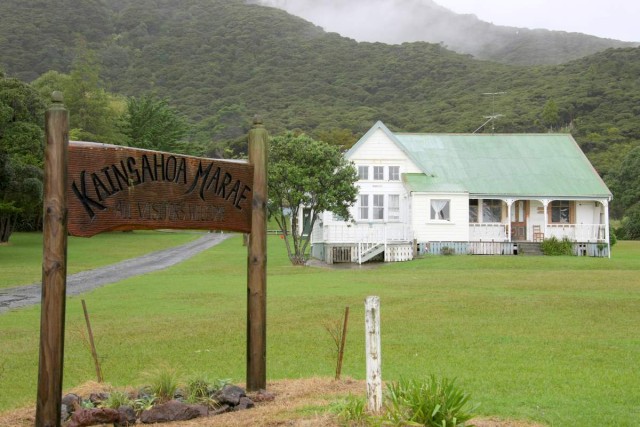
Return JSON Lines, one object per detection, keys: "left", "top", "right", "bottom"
{"left": 1, "top": 0, "right": 640, "bottom": 227}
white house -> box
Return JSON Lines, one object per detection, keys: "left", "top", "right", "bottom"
{"left": 310, "top": 121, "right": 613, "bottom": 263}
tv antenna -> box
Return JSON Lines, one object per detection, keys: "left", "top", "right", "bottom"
{"left": 473, "top": 91, "right": 506, "bottom": 133}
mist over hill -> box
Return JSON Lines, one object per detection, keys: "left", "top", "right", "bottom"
{"left": 255, "top": 0, "right": 636, "bottom": 65}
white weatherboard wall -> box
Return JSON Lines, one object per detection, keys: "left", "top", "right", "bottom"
{"left": 349, "top": 129, "right": 421, "bottom": 174}
{"left": 347, "top": 128, "right": 421, "bottom": 227}
{"left": 411, "top": 193, "right": 470, "bottom": 242}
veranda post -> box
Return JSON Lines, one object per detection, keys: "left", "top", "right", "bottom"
{"left": 36, "top": 92, "right": 69, "bottom": 427}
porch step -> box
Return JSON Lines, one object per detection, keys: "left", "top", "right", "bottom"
{"left": 517, "top": 242, "right": 543, "bottom": 256}
{"left": 359, "top": 244, "right": 385, "bottom": 264}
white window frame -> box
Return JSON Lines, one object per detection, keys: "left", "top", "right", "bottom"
{"left": 359, "top": 195, "right": 369, "bottom": 220}
{"left": 430, "top": 199, "right": 451, "bottom": 221}
{"left": 373, "top": 166, "right": 384, "bottom": 181}
{"left": 389, "top": 166, "right": 400, "bottom": 181}
{"left": 388, "top": 194, "right": 400, "bottom": 222}
{"left": 373, "top": 194, "right": 384, "bottom": 220}
{"left": 358, "top": 165, "right": 369, "bottom": 180}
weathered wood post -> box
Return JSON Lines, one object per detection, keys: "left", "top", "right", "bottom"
{"left": 247, "top": 115, "right": 268, "bottom": 391}
{"left": 365, "top": 296, "right": 382, "bottom": 413}
{"left": 36, "top": 92, "right": 69, "bottom": 427}
{"left": 335, "top": 306, "right": 350, "bottom": 380}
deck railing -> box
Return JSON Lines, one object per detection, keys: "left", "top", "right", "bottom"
{"left": 544, "top": 224, "right": 606, "bottom": 242}
{"left": 468, "top": 223, "right": 607, "bottom": 243}
{"left": 469, "top": 223, "right": 508, "bottom": 241}
{"left": 314, "top": 223, "right": 412, "bottom": 244}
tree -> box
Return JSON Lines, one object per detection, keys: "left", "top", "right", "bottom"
{"left": 268, "top": 132, "right": 358, "bottom": 265}
{"left": 0, "top": 74, "right": 45, "bottom": 242}
{"left": 612, "top": 145, "right": 640, "bottom": 239}
{"left": 541, "top": 99, "right": 560, "bottom": 131}
{"left": 123, "top": 95, "right": 189, "bottom": 152}
{"left": 31, "top": 48, "right": 127, "bottom": 146}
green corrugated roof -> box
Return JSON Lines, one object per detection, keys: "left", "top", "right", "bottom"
{"left": 395, "top": 132, "right": 611, "bottom": 198}
{"left": 402, "top": 173, "right": 467, "bottom": 193}
{"left": 347, "top": 122, "right": 611, "bottom": 198}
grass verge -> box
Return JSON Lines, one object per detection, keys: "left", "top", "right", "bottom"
{"left": 0, "top": 236, "right": 638, "bottom": 425}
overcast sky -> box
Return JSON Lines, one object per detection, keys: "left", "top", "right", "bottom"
{"left": 439, "top": 0, "right": 640, "bottom": 42}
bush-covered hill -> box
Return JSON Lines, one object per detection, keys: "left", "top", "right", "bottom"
{"left": 1, "top": 0, "right": 639, "bottom": 188}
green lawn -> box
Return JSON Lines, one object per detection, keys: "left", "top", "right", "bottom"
{"left": 0, "top": 231, "right": 202, "bottom": 289}
{"left": 0, "top": 236, "right": 639, "bottom": 425}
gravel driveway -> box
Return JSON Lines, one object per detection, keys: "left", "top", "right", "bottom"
{"left": 0, "top": 232, "right": 231, "bottom": 314}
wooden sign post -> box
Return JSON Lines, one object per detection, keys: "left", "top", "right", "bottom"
{"left": 36, "top": 92, "right": 69, "bottom": 427}
{"left": 35, "top": 97, "right": 268, "bottom": 425}
{"left": 246, "top": 116, "right": 268, "bottom": 391}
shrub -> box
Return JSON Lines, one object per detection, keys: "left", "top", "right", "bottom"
{"left": 332, "top": 394, "right": 370, "bottom": 427}
{"left": 101, "top": 390, "right": 132, "bottom": 409}
{"left": 145, "top": 368, "right": 179, "bottom": 402}
{"left": 384, "top": 376, "right": 477, "bottom": 427}
{"left": 540, "top": 236, "right": 573, "bottom": 255}
{"left": 609, "top": 226, "right": 617, "bottom": 246}
{"left": 617, "top": 204, "right": 640, "bottom": 240}
{"left": 440, "top": 246, "right": 455, "bottom": 256}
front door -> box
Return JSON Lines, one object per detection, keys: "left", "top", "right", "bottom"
{"left": 511, "top": 200, "right": 527, "bottom": 241}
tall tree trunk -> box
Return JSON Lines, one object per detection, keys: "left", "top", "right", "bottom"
{"left": 0, "top": 214, "right": 14, "bottom": 243}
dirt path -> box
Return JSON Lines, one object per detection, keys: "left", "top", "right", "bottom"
{"left": 0, "top": 232, "right": 231, "bottom": 314}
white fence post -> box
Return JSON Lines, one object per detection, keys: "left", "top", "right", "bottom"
{"left": 365, "top": 296, "right": 382, "bottom": 413}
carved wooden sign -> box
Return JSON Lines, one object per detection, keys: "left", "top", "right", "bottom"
{"left": 67, "top": 141, "right": 253, "bottom": 237}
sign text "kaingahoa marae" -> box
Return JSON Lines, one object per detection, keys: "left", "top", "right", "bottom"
{"left": 70, "top": 150, "right": 252, "bottom": 220}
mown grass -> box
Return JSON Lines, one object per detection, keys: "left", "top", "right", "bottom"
{"left": 0, "top": 231, "right": 202, "bottom": 289}
{"left": 0, "top": 236, "right": 638, "bottom": 426}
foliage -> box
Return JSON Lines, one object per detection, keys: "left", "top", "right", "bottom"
{"left": 610, "top": 145, "right": 640, "bottom": 228}
{"left": 101, "top": 390, "right": 132, "bottom": 409}
{"left": 31, "top": 46, "right": 127, "bottom": 146}
{"left": 609, "top": 226, "right": 617, "bottom": 246}
{"left": 124, "top": 95, "right": 190, "bottom": 152}
{"left": 183, "top": 375, "right": 222, "bottom": 407}
{"left": 0, "top": 74, "right": 45, "bottom": 241}
{"left": 268, "top": 132, "right": 358, "bottom": 265}
{"left": 332, "top": 394, "right": 371, "bottom": 427}
{"left": 440, "top": 246, "right": 455, "bottom": 256}
{"left": 617, "top": 204, "right": 640, "bottom": 240}
{"left": 132, "top": 394, "right": 156, "bottom": 413}
{"left": 144, "top": 367, "right": 179, "bottom": 402}
{"left": 384, "top": 377, "right": 477, "bottom": 427}
{"left": 540, "top": 236, "right": 574, "bottom": 255}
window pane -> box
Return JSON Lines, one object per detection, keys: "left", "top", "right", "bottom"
{"left": 388, "top": 194, "right": 400, "bottom": 221}
{"left": 359, "top": 195, "right": 369, "bottom": 220}
{"left": 358, "top": 166, "right": 368, "bottom": 180}
{"left": 389, "top": 166, "right": 400, "bottom": 181}
{"left": 482, "top": 199, "right": 502, "bottom": 222}
{"left": 430, "top": 199, "right": 450, "bottom": 221}
{"left": 469, "top": 199, "right": 478, "bottom": 223}
{"left": 373, "top": 194, "right": 384, "bottom": 219}
{"left": 551, "top": 201, "right": 570, "bottom": 223}
{"left": 373, "top": 166, "right": 384, "bottom": 180}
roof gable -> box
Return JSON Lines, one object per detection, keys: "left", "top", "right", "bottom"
{"left": 346, "top": 121, "right": 425, "bottom": 171}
